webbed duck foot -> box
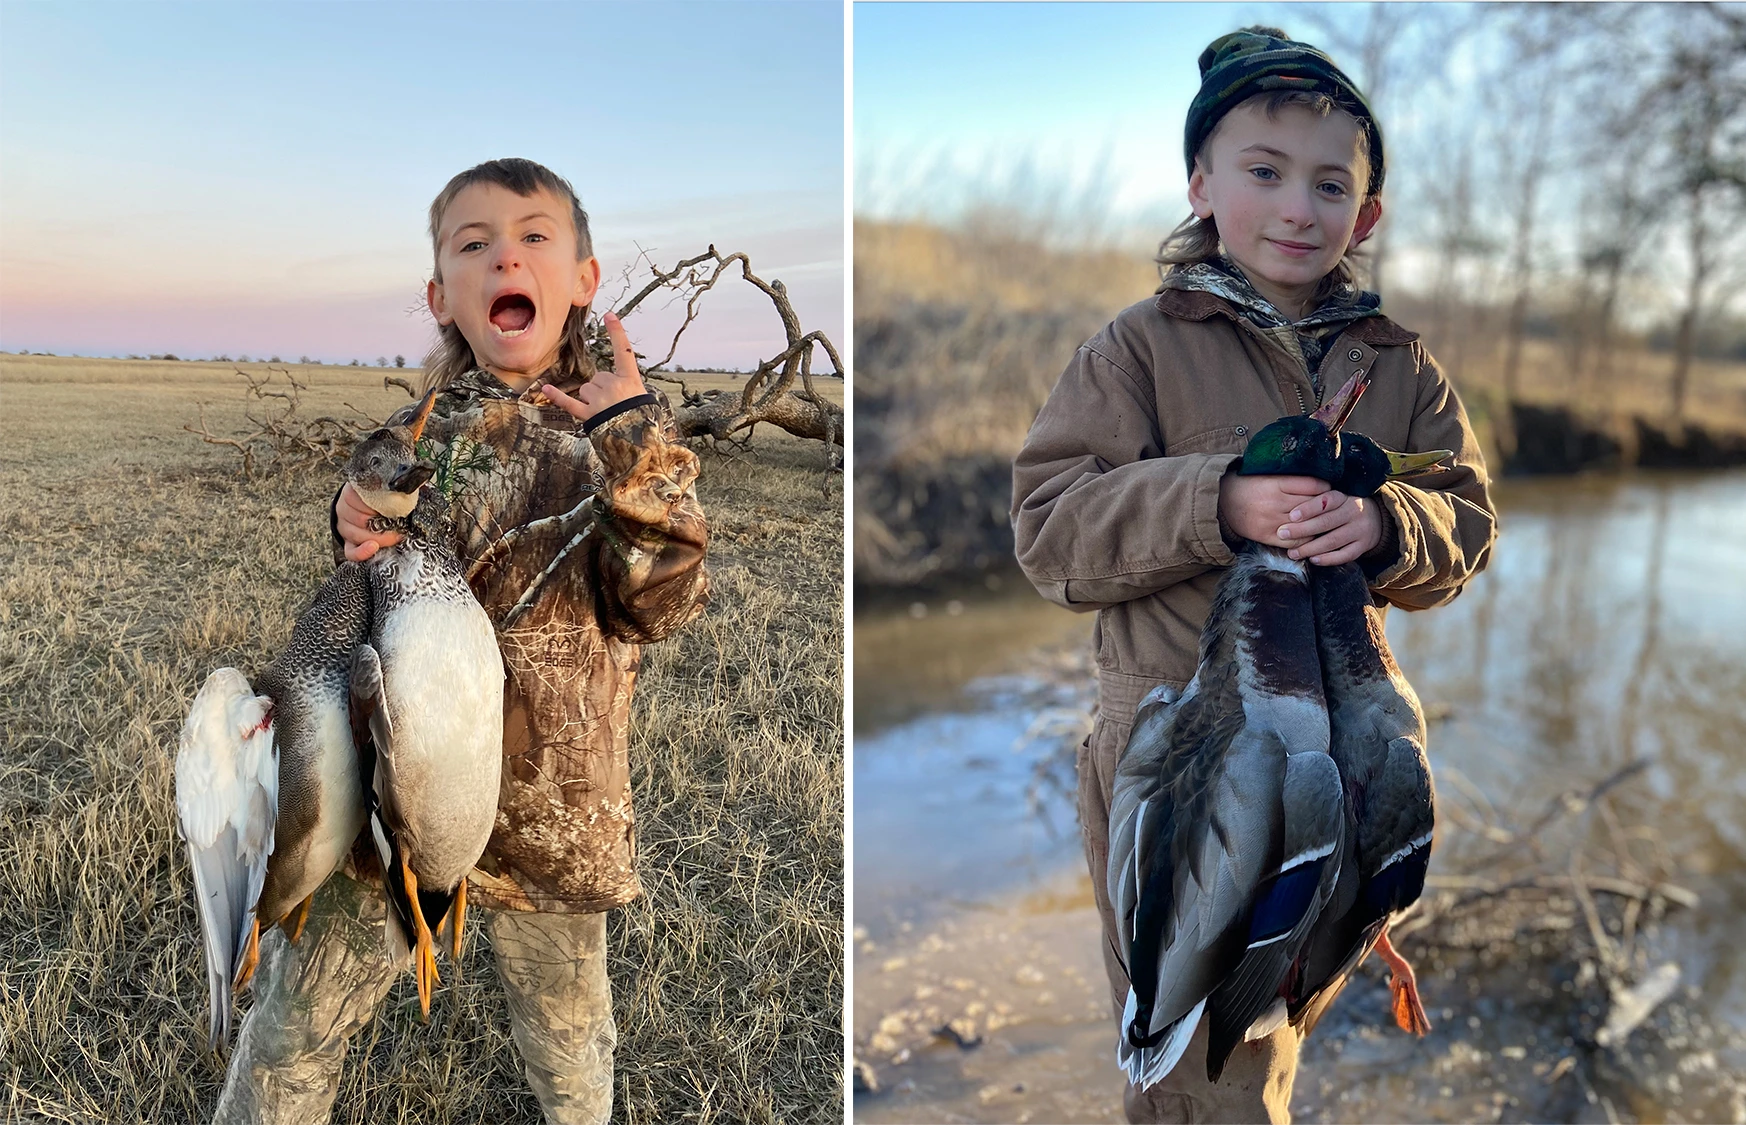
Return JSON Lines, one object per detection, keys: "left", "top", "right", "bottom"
{"left": 401, "top": 857, "right": 440, "bottom": 1020}
{"left": 232, "top": 917, "right": 261, "bottom": 992}
{"left": 1374, "top": 928, "right": 1431, "bottom": 1036}
{"left": 283, "top": 893, "right": 314, "bottom": 944}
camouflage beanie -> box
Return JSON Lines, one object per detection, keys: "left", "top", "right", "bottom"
{"left": 1185, "top": 26, "right": 1385, "bottom": 197}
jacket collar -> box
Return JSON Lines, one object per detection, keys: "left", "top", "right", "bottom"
{"left": 1153, "top": 287, "right": 1420, "bottom": 347}
{"left": 445, "top": 367, "right": 590, "bottom": 404}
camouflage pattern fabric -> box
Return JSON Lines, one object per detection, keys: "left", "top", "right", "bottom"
{"left": 212, "top": 874, "right": 615, "bottom": 1124}
{"left": 1185, "top": 25, "right": 1385, "bottom": 197}
{"left": 1159, "top": 256, "right": 1381, "bottom": 393}
{"left": 340, "top": 368, "right": 709, "bottom": 914}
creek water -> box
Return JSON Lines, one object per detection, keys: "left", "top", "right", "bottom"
{"left": 853, "top": 471, "right": 1746, "bottom": 1124}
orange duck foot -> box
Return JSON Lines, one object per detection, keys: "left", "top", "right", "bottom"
{"left": 1374, "top": 928, "right": 1432, "bottom": 1037}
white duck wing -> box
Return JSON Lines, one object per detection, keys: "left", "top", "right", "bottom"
{"left": 174, "top": 668, "right": 276, "bottom": 1050}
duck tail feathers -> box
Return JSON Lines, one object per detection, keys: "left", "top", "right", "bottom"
{"left": 370, "top": 811, "right": 415, "bottom": 967}
{"left": 174, "top": 667, "right": 277, "bottom": 1051}
{"left": 1119, "top": 992, "right": 1204, "bottom": 1090}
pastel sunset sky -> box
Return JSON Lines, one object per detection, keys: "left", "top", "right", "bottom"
{"left": 0, "top": 1, "right": 844, "bottom": 369}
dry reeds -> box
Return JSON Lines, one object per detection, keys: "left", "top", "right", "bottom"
{"left": 0, "top": 357, "right": 843, "bottom": 1123}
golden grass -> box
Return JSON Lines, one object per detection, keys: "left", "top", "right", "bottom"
{"left": 0, "top": 357, "right": 843, "bottom": 1123}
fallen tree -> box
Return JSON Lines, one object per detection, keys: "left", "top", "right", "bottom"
{"left": 609, "top": 246, "right": 843, "bottom": 463}
{"left": 186, "top": 245, "right": 843, "bottom": 475}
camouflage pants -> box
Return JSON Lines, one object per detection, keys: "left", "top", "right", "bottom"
{"left": 1082, "top": 677, "right": 1300, "bottom": 1124}
{"left": 212, "top": 873, "right": 616, "bottom": 1125}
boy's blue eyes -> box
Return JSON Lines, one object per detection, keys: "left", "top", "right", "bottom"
{"left": 1246, "top": 167, "right": 1348, "bottom": 196}
{"left": 458, "top": 233, "right": 549, "bottom": 253}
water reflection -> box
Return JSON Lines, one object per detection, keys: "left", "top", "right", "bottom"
{"left": 854, "top": 470, "right": 1746, "bottom": 1121}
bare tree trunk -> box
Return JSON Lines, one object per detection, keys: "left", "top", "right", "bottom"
{"left": 1499, "top": 76, "right": 1555, "bottom": 402}
{"left": 608, "top": 246, "right": 844, "bottom": 462}
{"left": 1666, "top": 186, "right": 1710, "bottom": 420}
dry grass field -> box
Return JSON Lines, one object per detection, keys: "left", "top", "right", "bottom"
{"left": 0, "top": 355, "right": 843, "bottom": 1123}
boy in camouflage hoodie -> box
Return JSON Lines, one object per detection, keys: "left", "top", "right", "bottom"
{"left": 214, "top": 159, "right": 707, "bottom": 1125}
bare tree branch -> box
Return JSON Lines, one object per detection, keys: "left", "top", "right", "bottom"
{"left": 602, "top": 246, "right": 844, "bottom": 467}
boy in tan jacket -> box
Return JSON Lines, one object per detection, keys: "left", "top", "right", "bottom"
{"left": 1012, "top": 27, "right": 1495, "bottom": 1125}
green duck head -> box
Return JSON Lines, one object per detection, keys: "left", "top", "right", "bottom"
{"left": 1336, "top": 432, "right": 1455, "bottom": 497}
{"left": 1238, "top": 368, "right": 1372, "bottom": 479}
{"left": 1239, "top": 369, "right": 1455, "bottom": 493}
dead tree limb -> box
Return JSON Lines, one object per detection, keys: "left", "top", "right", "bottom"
{"left": 603, "top": 245, "right": 844, "bottom": 467}
{"left": 184, "top": 366, "right": 385, "bottom": 479}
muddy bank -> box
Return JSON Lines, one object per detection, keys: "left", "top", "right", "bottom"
{"left": 1504, "top": 403, "right": 1746, "bottom": 475}
{"left": 853, "top": 869, "right": 1746, "bottom": 1125}
{"left": 854, "top": 454, "right": 1016, "bottom": 590}
{"left": 853, "top": 403, "right": 1746, "bottom": 589}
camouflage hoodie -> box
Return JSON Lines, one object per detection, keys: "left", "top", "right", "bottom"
{"left": 339, "top": 369, "right": 708, "bottom": 913}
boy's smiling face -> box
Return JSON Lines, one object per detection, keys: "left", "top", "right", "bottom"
{"left": 427, "top": 182, "right": 600, "bottom": 390}
{"left": 1188, "top": 99, "right": 1381, "bottom": 320}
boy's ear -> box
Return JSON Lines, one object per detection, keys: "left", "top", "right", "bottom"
{"left": 1348, "top": 198, "right": 1384, "bottom": 252}
{"left": 572, "top": 256, "right": 602, "bottom": 309}
{"left": 1188, "top": 161, "right": 1216, "bottom": 221}
{"left": 427, "top": 279, "right": 453, "bottom": 327}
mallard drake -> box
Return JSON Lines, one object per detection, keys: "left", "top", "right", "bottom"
{"left": 1108, "top": 373, "right": 1451, "bottom": 1087}
{"left": 347, "top": 401, "right": 504, "bottom": 1019}
{"left": 174, "top": 397, "right": 439, "bottom": 1049}
{"left": 1285, "top": 408, "right": 1452, "bottom": 1040}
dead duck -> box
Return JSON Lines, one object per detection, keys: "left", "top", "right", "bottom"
{"left": 1287, "top": 421, "right": 1453, "bottom": 1041}
{"left": 347, "top": 403, "right": 504, "bottom": 1019}
{"left": 1107, "top": 379, "right": 1366, "bottom": 1087}
{"left": 174, "top": 398, "right": 439, "bottom": 1049}
{"left": 1107, "top": 372, "right": 1450, "bottom": 1087}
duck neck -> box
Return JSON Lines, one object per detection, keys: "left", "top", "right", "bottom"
{"left": 1309, "top": 561, "right": 1397, "bottom": 693}
{"left": 1205, "top": 545, "right": 1324, "bottom": 706}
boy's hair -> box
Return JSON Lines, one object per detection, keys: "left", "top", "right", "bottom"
{"left": 422, "top": 158, "right": 596, "bottom": 394}
{"left": 1157, "top": 89, "right": 1377, "bottom": 304}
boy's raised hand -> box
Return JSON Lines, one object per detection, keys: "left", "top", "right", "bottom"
{"left": 335, "top": 482, "right": 399, "bottom": 562}
{"left": 542, "top": 311, "right": 648, "bottom": 424}
{"left": 1218, "top": 472, "right": 1382, "bottom": 565}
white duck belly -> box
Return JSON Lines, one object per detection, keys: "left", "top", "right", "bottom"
{"left": 295, "top": 697, "right": 367, "bottom": 889}
{"left": 376, "top": 576, "right": 504, "bottom": 888}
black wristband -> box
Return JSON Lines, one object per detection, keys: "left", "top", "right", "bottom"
{"left": 582, "top": 392, "right": 659, "bottom": 435}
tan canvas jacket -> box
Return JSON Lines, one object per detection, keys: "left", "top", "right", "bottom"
{"left": 1012, "top": 288, "right": 1496, "bottom": 727}
{"left": 340, "top": 370, "right": 708, "bottom": 913}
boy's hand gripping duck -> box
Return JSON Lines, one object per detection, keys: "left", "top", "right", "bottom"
{"left": 1106, "top": 371, "right": 1450, "bottom": 1088}
{"left": 176, "top": 391, "right": 504, "bottom": 1045}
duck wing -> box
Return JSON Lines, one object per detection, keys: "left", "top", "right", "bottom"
{"left": 1205, "top": 750, "right": 1344, "bottom": 1080}
{"left": 174, "top": 668, "right": 276, "bottom": 1051}
{"left": 1110, "top": 680, "right": 1287, "bottom": 1089}
{"left": 348, "top": 642, "right": 414, "bottom": 963}
{"left": 1292, "top": 563, "right": 1436, "bottom": 1027}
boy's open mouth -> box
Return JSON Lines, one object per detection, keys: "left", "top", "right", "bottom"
{"left": 488, "top": 293, "right": 536, "bottom": 338}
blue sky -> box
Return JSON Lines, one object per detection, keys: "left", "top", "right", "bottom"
{"left": 0, "top": 1, "right": 843, "bottom": 367}
{"left": 855, "top": 2, "right": 1276, "bottom": 227}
